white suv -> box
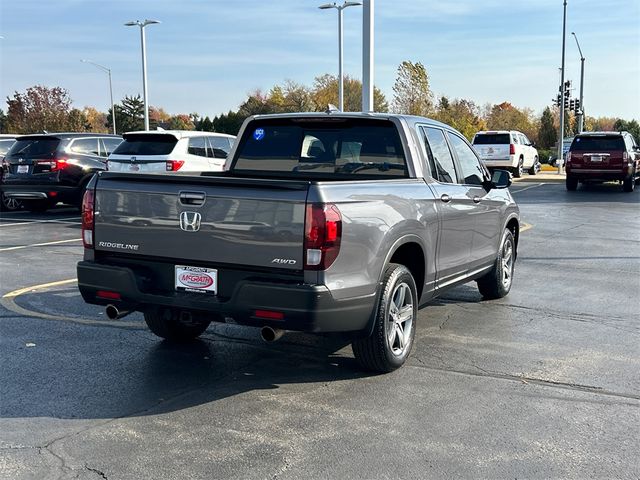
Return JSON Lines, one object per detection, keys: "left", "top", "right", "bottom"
{"left": 107, "top": 130, "right": 235, "bottom": 173}
{"left": 472, "top": 130, "right": 539, "bottom": 177}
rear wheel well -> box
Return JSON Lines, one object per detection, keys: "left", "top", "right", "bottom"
{"left": 506, "top": 218, "right": 519, "bottom": 256}
{"left": 389, "top": 242, "right": 425, "bottom": 299}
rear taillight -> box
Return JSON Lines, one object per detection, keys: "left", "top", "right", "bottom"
{"left": 509, "top": 144, "right": 515, "bottom": 155}
{"left": 81, "top": 188, "right": 95, "bottom": 249}
{"left": 623, "top": 151, "right": 629, "bottom": 162}
{"left": 51, "top": 158, "right": 69, "bottom": 172}
{"left": 304, "top": 203, "right": 342, "bottom": 270}
{"left": 566, "top": 152, "right": 572, "bottom": 164}
{"left": 166, "top": 160, "right": 185, "bottom": 171}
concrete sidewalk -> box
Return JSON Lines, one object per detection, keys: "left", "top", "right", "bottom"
{"left": 513, "top": 169, "right": 565, "bottom": 183}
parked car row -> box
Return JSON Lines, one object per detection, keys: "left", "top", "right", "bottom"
{"left": 0, "top": 130, "right": 236, "bottom": 212}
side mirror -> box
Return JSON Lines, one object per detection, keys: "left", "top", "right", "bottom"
{"left": 485, "top": 169, "right": 512, "bottom": 190}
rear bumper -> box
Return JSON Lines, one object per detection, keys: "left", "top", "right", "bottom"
{"left": 481, "top": 158, "right": 515, "bottom": 168}
{"left": 566, "top": 167, "right": 631, "bottom": 181}
{"left": 0, "top": 183, "right": 80, "bottom": 202}
{"left": 77, "top": 261, "right": 375, "bottom": 333}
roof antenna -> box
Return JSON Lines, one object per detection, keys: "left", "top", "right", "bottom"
{"left": 325, "top": 104, "right": 340, "bottom": 114}
{"left": 42, "top": 130, "right": 48, "bottom": 134}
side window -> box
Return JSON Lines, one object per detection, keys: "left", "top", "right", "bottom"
{"left": 519, "top": 134, "right": 528, "bottom": 145}
{"left": 422, "top": 127, "right": 457, "bottom": 183}
{"left": 188, "top": 137, "right": 207, "bottom": 157}
{"left": 511, "top": 134, "right": 519, "bottom": 144}
{"left": 447, "top": 132, "right": 485, "bottom": 186}
{"left": 208, "top": 136, "right": 231, "bottom": 159}
{"left": 102, "top": 138, "right": 122, "bottom": 156}
{"left": 623, "top": 134, "right": 634, "bottom": 151}
{"left": 70, "top": 138, "right": 99, "bottom": 156}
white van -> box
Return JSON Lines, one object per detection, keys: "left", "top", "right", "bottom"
{"left": 107, "top": 130, "right": 235, "bottom": 173}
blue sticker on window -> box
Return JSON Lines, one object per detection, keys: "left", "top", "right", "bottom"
{"left": 253, "top": 128, "right": 265, "bottom": 141}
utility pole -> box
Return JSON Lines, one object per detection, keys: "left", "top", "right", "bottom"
{"left": 572, "top": 32, "right": 585, "bottom": 132}
{"left": 362, "top": 0, "right": 374, "bottom": 112}
{"left": 557, "top": 0, "right": 568, "bottom": 174}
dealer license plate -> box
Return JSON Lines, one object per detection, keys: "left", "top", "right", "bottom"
{"left": 17, "top": 165, "right": 29, "bottom": 173}
{"left": 175, "top": 265, "right": 217, "bottom": 294}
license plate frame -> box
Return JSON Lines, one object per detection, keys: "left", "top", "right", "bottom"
{"left": 175, "top": 265, "right": 218, "bottom": 295}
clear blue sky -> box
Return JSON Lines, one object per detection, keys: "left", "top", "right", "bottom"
{"left": 1, "top": 0, "right": 638, "bottom": 120}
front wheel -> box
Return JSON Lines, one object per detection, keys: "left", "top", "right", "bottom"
{"left": 476, "top": 229, "right": 516, "bottom": 300}
{"left": 352, "top": 263, "right": 417, "bottom": 373}
{"left": 144, "top": 308, "right": 211, "bottom": 342}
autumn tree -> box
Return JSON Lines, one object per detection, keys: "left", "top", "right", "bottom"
{"left": 392, "top": 61, "right": 434, "bottom": 116}
{"left": 486, "top": 102, "right": 538, "bottom": 141}
{"left": 82, "top": 107, "right": 109, "bottom": 133}
{"left": 67, "top": 108, "right": 90, "bottom": 131}
{"left": 311, "top": 74, "right": 388, "bottom": 112}
{"left": 537, "top": 107, "right": 556, "bottom": 149}
{"left": 6, "top": 85, "right": 74, "bottom": 133}
{"left": 434, "top": 96, "right": 485, "bottom": 141}
{"left": 0, "top": 109, "right": 7, "bottom": 133}
{"left": 168, "top": 114, "right": 195, "bottom": 130}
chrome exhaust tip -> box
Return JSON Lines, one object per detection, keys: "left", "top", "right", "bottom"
{"left": 105, "top": 304, "right": 131, "bottom": 320}
{"left": 260, "top": 326, "right": 285, "bottom": 343}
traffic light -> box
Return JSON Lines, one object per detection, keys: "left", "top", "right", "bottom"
{"left": 564, "top": 97, "right": 570, "bottom": 109}
{"left": 569, "top": 99, "right": 575, "bottom": 111}
{"left": 574, "top": 98, "right": 581, "bottom": 112}
{"left": 553, "top": 94, "right": 562, "bottom": 107}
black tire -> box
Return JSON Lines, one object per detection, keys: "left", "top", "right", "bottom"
{"left": 352, "top": 263, "right": 417, "bottom": 373}
{"left": 23, "top": 199, "right": 56, "bottom": 213}
{"left": 1, "top": 193, "right": 23, "bottom": 211}
{"left": 477, "top": 229, "right": 515, "bottom": 300}
{"left": 513, "top": 157, "right": 524, "bottom": 178}
{"left": 144, "top": 308, "right": 211, "bottom": 342}
{"left": 623, "top": 173, "right": 635, "bottom": 192}
{"left": 566, "top": 176, "right": 578, "bottom": 191}
{"left": 528, "top": 157, "right": 539, "bottom": 175}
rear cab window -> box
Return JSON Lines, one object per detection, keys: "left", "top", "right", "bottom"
{"left": 571, "top": 135, "right": 625, "bottom": 152}
{"left": 230, "top": 118, "right": 408, "bottom": 180}
{"left": 472, "top": 134, "right": 510, "bottom": 145}
{"left": 112, "top": 134, "right": 178, "bottom": 156}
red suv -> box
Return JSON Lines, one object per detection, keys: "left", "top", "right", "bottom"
{"left": 566, "top": 131, "right": 640, "bottom": 192}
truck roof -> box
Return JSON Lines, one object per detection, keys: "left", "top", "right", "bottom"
{"left": 248, "top": 111, "right": 454, "bottom": 131}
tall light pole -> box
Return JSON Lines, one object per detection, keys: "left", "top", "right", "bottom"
{"left": 557, "top": 0, "right": 568, "bottom": 174}
{"left": 362, "top": 0, "right": 374, "bottom": 112}
{"left": 571, "top": 32, "right": 585, "bottom": 133}
{"left": 81, "top": 60, "right": 116, "bottom": 134}
{"left": 319, "top": 2, "right": 362, "bottom": 112}
{"left": 124, "top": 19, "right": 160, "bottom": 131}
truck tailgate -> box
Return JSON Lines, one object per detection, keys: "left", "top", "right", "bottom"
{"left": 94, "top": 173, "right": 308, "bottom": 270}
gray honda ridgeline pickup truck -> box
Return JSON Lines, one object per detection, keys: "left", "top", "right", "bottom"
{"left": 77, "top": 113, "right": 519, "bottom": 372}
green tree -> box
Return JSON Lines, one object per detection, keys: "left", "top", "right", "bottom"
{"left": 168, "top": 114, "right": 195, "bottom": 130}
{"left": 614, "top": 118, "right": 640, "bottom": 143}
{"left": 67, "top": 108, "right": 90, "bottom": 132}
{"left": 537, "top": 107, "right": 556, "bottom": 149}
{"left": 392, "top": 61, "right": 434, "bottom": 116}
{"left": 6, "top": 85, "right": 74, "bottom": 133}
{"left": 108, "top": 95, "right": 144, "bottom": 134}
{"left": 198, "top": 116, "right": 213, "bottom": 131}
{"left": 212, "top": 110, "right": 245, "bottom": 135}
{"left": 434, "top": 96, "right": 485, "bottom": 141}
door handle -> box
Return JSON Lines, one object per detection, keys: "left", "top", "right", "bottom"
{"left": 473, "top": 196, "right": 481, "bottom": 203}
{"left": 440, "top": 194, "right": 451, "bottom": 203}
{"left": 179, "top": 191, "right": 206, "bottom": 206}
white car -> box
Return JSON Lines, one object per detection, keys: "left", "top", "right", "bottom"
{"left": 472, "top": 130, "right": 539, "bottom": 177}
{"left": 107, "top": 130, "right": 236, "bottom": 173}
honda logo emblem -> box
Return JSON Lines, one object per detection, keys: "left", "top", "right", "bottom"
{"left": 179, "top": 211, "right": 201, "bottom": 232}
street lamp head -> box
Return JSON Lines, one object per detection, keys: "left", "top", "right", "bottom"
{"left": 344, "top": 1, "right": 363, "bottom": 7}
{"left": 124, "top": 20, "right": 140, "bottom": 27}
{"left": 143, "top": 19, "right": 161, "bottom": 26}
{"left": 318, "top": 3, "right": 337, "bottom": 9}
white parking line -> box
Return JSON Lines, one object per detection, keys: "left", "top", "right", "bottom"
{"left": 0, "top": 217, "right": 80, "bottom": 227}
{"left": 0, "top": 238, "right": 82, "bottom": 252}
{"left": 511, "top": 183, "right": 546, "bottom": 193}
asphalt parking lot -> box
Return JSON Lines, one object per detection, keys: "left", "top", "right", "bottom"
{"left": 1, "top": 180, "right": 638, "bottom": 479}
